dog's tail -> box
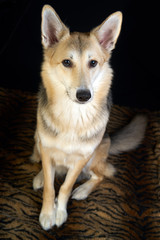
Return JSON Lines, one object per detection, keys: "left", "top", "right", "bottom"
{"left": 109, "top": 114, "right": 147, "bottom": 155}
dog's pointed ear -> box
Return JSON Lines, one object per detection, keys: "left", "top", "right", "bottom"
{"left": 41, "top": 5, "right": 69, "bottom": 48}
{"left": 92, "top": 12, "right": 122, "bottom": 52}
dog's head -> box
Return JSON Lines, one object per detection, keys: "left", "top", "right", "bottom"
{"left": 41, "top": 5, "right": 122, "bottom": 104}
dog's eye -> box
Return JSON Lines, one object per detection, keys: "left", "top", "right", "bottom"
{"left": 89, "top": 60, "right": 98, "bottom": 68}
{"left": 62, "top": 59, "right": 72, "bottom": 68}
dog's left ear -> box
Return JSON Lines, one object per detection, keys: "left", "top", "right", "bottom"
{"left": 41, "top": 5, "right": 69, "bottom": 49}
{"left": 92, "top": 12, "right": 122, "bottom": 52}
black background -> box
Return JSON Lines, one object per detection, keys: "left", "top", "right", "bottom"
{"left": 0, "top": 0, "right": 159, "bottom": 110}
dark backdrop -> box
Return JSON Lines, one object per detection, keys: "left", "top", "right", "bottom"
{"left": 0, "top": 0, "right": 159, "bottom": 110}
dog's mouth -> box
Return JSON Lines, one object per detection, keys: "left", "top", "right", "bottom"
{"left": 75, "top": 100, "right": 89, "bottom": 104}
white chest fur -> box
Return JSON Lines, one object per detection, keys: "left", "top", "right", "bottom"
{"left": 39, "top": 98, "right": 109, "bottom": 159}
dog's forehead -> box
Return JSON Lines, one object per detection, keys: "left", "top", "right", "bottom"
{"left": 65, "top": 32, "right": 96, "bottom": 55}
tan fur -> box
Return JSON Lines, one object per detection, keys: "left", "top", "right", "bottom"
{"left": 31, "top": 5, "right": 123, "bottom": 230}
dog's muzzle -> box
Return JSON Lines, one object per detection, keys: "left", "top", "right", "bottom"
{"left": 76, "top": 89, "right": 91, "bottom": 103}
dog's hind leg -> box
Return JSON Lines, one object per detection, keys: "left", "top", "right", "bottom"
{"left": 30, "top": 130, "right": 41, "bottom": 163}
{"left": 72, "top": 172, "right": 103, "bottom": 200}
{"left": 72, "top": 137, "right": 115, "bottom": 200}
{"left": 72, "top": 162, "right": 115, "bottom": 200}
{"left": 33, "top": 169, "right": 44, "bottom": 190}
{"left": 30, "top": 143, "right": 41, "bottom": 163}
{"left": 32, "top": 166, "right": 68, "bottom": 191}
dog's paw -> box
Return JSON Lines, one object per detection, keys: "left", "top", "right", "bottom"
{"left": 39, "top": 211, "right": 56, "bottom": 230}
{"left": 30, "top": 153, "right": 41, "bottom": 163}
{"left": 33, "top": 171, "right": 44, "bottom": 190}
{"left": 72, "top": 184, "right": 89, "bottom": 200}
{"left": 56, "top": 208, "right": 68, "bottom": 227}
{"left": 103, "top": 163, "right": 116, "bottom": 177}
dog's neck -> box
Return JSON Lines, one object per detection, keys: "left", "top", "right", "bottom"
{"left": 39, "top": 81, "right": 110, "bottom": 134}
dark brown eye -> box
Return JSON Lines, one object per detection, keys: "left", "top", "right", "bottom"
{"left": 62, "top": 59, "right": 72, "bottom": 68}
{"left": 89, "top": 60, "right": 98, "bottom": 68}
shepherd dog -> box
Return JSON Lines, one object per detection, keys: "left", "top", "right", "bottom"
{"left": 31, "top": 5, "right": 147, "bottom": 230}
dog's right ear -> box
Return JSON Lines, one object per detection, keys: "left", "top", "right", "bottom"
{"left": 41, "top": 5, "right": 69, "bottom": 48}
{"left": 92, "top": 11, "right": 122, "bottom": 52}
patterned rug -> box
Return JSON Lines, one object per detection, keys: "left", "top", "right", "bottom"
{"left": 0, "top": 87, "right": 160, "bottom": 240}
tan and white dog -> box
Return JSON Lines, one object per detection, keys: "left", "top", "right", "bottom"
{"left": 31, "top": 5, "right": 147, "bottom": 230}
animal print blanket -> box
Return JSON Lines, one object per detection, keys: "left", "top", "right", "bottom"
{"left": 0, "top": 87, "right": 160, "bottom": 240}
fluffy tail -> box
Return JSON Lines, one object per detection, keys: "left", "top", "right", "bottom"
{"left": 109, "top": 114, "right": 147, "bottom": 155}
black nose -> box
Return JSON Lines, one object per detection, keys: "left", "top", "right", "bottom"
{"left": 76, "top": 89, "right": 91, "bottom": 102}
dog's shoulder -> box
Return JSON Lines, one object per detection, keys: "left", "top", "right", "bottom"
{"left": 107, "top": 88, "right": 112, "bottom": 112}
{"left": 38, "top": 82, "right": 48, "bottom": 108}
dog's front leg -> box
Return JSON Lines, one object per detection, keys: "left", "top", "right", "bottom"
{"left": 72, "top": 137, "right": 115, "bottom": 200}
{"left": 39, "top": 144, "right": 56, "bottom": 230}
{"left": 56, "top": 156, "right": 90, "bottom": 227}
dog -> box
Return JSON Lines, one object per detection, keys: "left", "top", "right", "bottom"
{"left": 31, "top": 5, "right": 147, "bottom": 230}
